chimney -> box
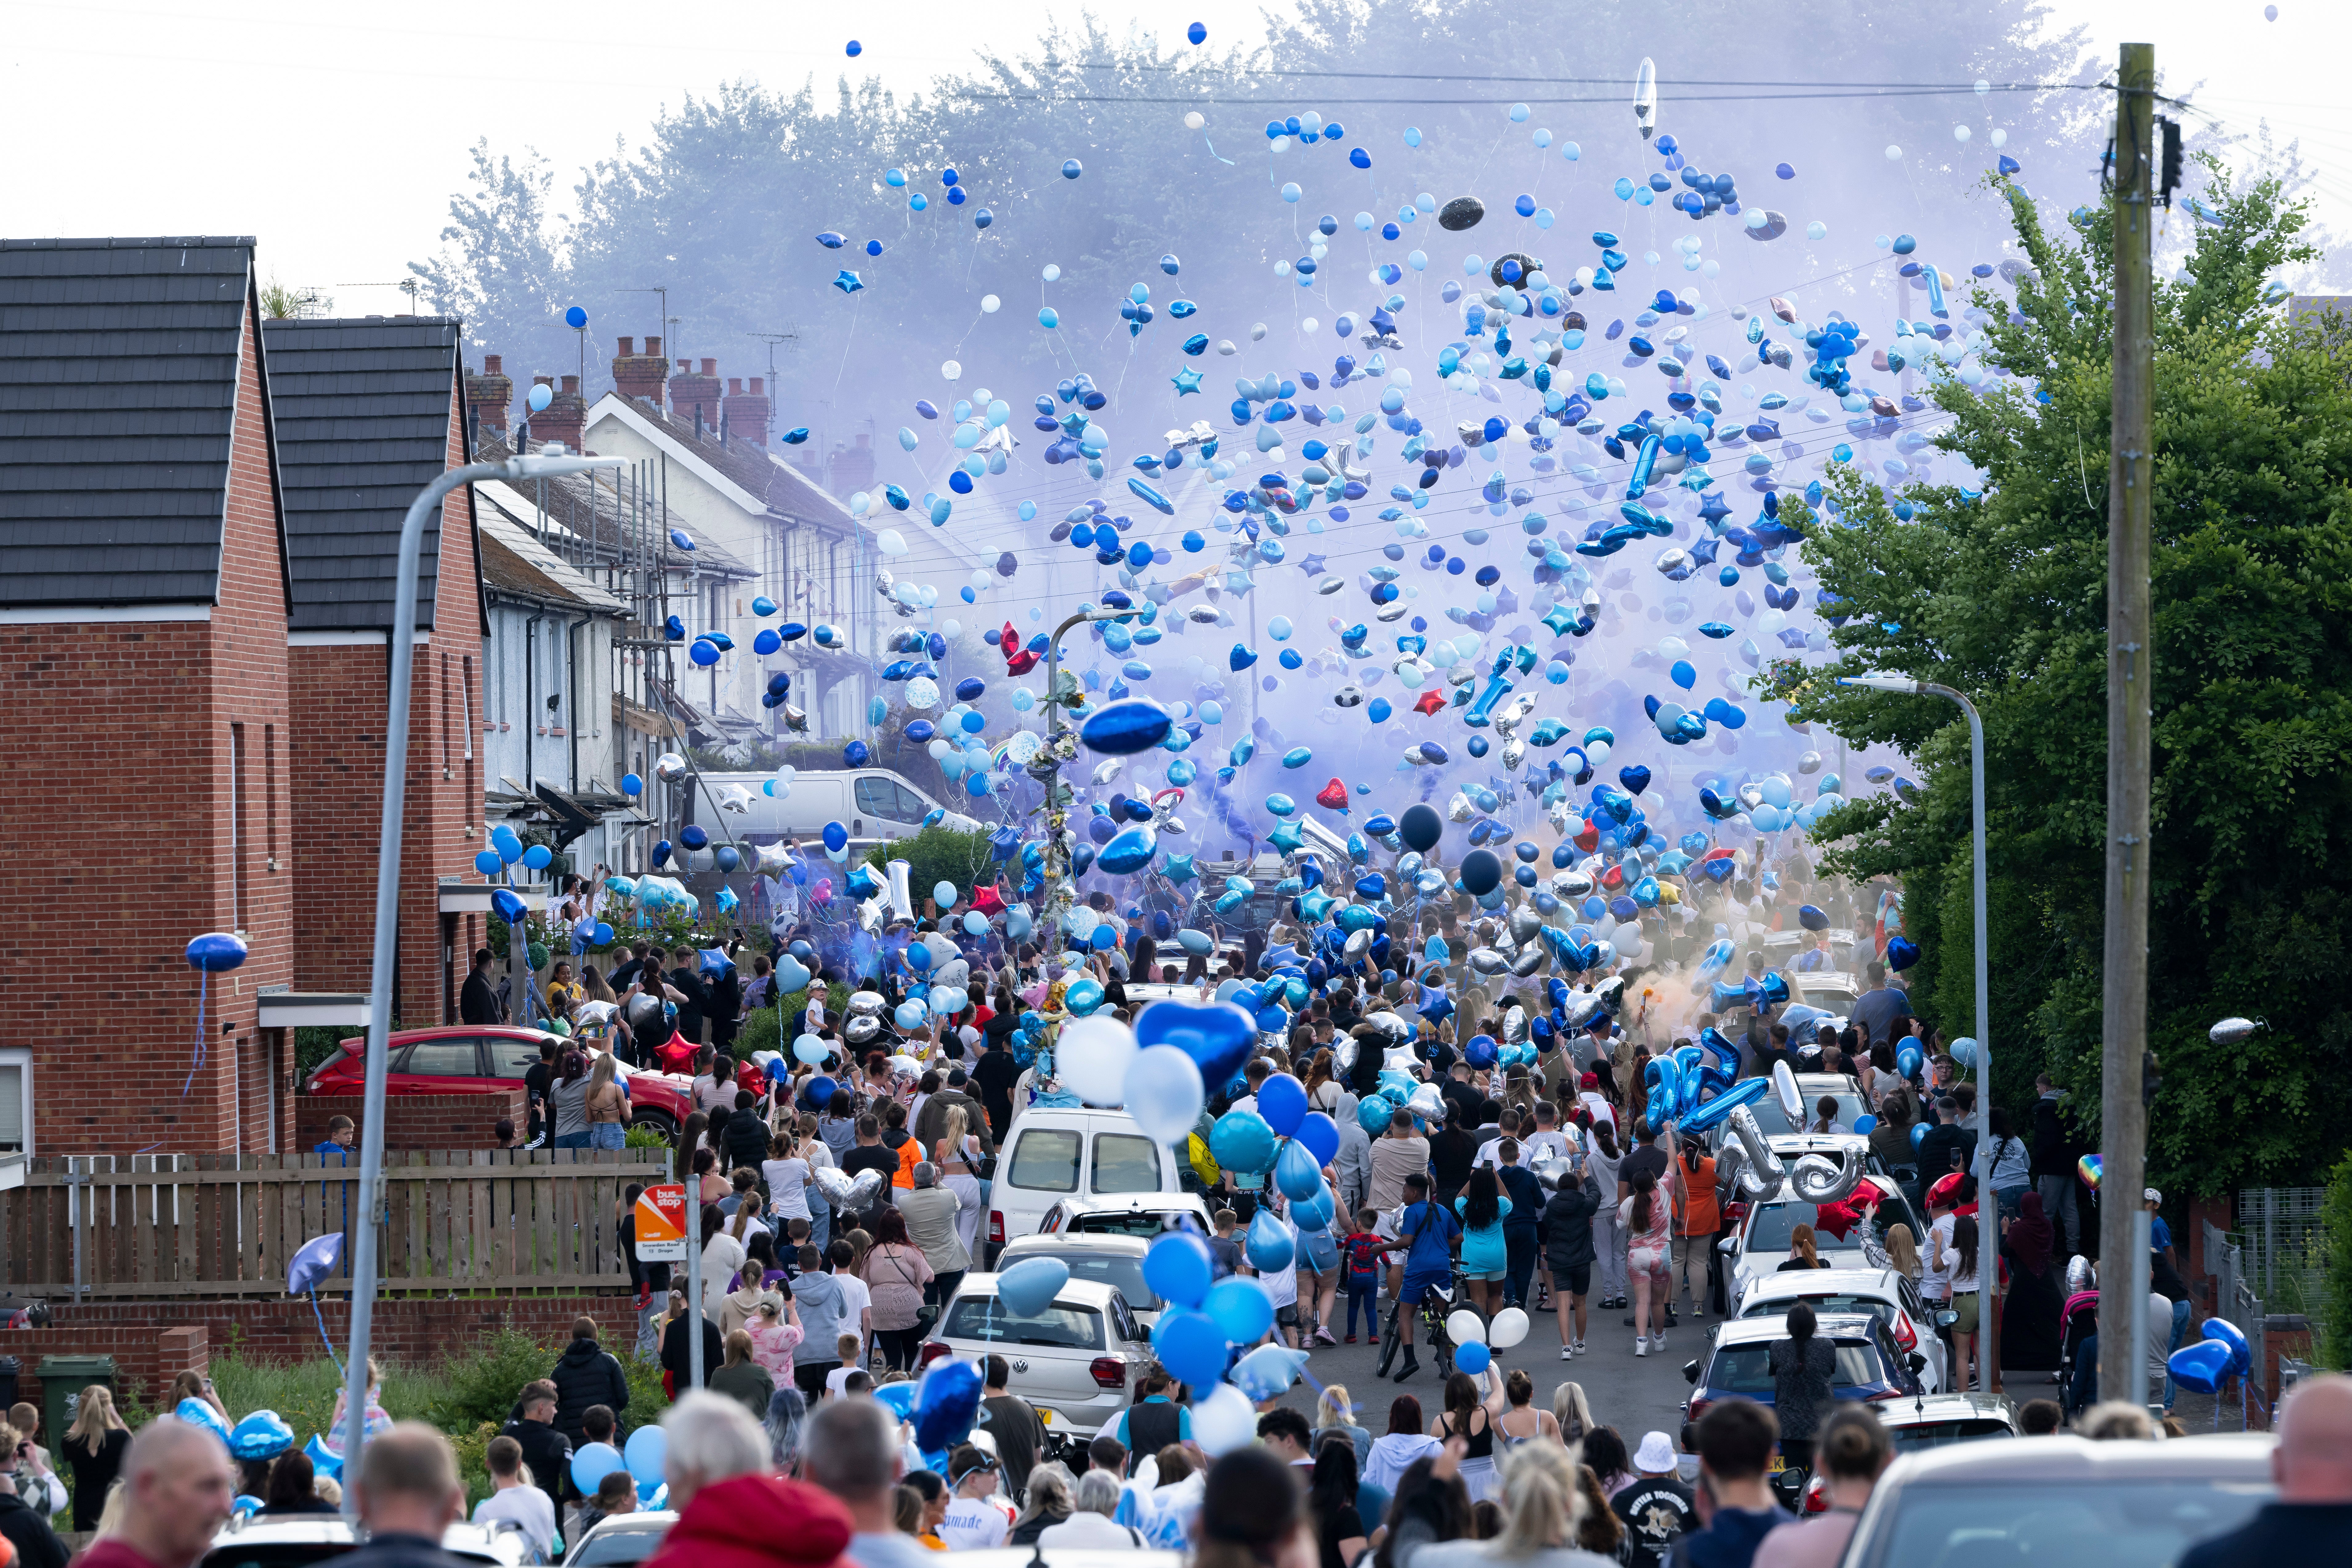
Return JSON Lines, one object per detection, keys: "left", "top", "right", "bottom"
{"left": 669, "top": 356, "right": 721, "bottom": 433}
{"left": 532, "top": 373, "right": 587, "bottom": 453}
{"left": 827, "top": 431, "right": 876, "bottom": 499}
{"left": 724, "top": 375, "right": 771, "bottom": 448}
{"left": 611, "top": 335, "right": 668, "bottom": 408}
{"left": 464, "top": 354, "right": 512, "bottom": 438}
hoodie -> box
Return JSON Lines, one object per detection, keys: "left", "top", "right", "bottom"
{"left": 549, "top": 1337, "right": 631, "bottom": 1445}
{"left": 1672, "top": 1504, "right": 1795, "bottom": 1568}
{"left": 642, "top": 1472, "right": 853, "bottom": 1568}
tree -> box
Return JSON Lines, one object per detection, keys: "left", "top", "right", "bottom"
{"left": 1762, "top": 155, "right": 2352, "bottom": 1196}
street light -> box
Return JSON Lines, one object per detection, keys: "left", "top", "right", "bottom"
{"left": 342, "top": 452, "right": 624, "bottom": 1507}
{"left": 1033, "top": 605, "right": 1142, "bottom": 945}
{"left": 1838, "top": 672, "right": 1994, "bottom": 1399}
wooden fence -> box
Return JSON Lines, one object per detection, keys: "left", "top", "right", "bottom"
{"left": 0, "top": 1151, "right": 673, "bottom": 1299}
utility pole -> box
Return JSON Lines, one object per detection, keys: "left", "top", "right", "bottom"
{"left": 2100, "top": 39, "right": 2156, "bottom": 1410}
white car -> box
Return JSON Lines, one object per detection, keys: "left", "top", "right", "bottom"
{"left": 1720, "top": 1173, "right": 1928, "bottom": 1312}
{"left": 998, "top": 1230, "right": 1168, "bottom": 1329}
{"left": 1731, "top": 1266, "right": 1951, "bottom": 1392}
{"left": 563, "top": 1511, "right": 677, "bottom": 1568}
{"left": 1737, "top": 1079, "right": 1875, "bottom": 1140}
{"left": 205, "top": 1516, "right": 538, "bottom": 1568}
{"left": 1039, "top": 1192, "right": 1216, "bottom": 1245}
{"left": 989, "top": 1106, "right": 1190, "bottom": 1257}
{"left": 922, "top": 1274, "right": 1154, "bottom": 1435}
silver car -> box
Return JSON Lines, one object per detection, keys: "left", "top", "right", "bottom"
{"left": 1732, "top": 1265, "right": 1951, "bottom": 1392}
{"left": 562, "top": 1512, "right": 676, "bottom": 1568}
{"left": 1840, "top": 1431, "right": 2275, "bottom": 1567}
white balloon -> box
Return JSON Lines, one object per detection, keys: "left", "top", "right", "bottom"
{"left": 941, "top": 359, "right": 962, "bottom": 380}
{"left": 1191, "top": 1382, "right": 1257, "bottom": 1456}
{"left": 1446, "top": 1309, "right": 1487, "bottom": 1346}
{"left": 1055, "top": 1014, "right": 1140, "bottom": 1106}
{"left": 1184, "top": 111, "right": 1205, "bottom": 131}
{"left": 1489, "top": 1307, "right": 1530, "bottom": 1350}
{"left": 1123, "top": 1045, "right": 1205, "bottom": 1142}
{"left": 981, "top": 295, "right": 1001, "bottom": 313}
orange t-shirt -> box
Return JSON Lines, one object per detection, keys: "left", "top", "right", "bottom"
{"left": 1676, "top": 1154, "right": 1720, "bottom": 1236}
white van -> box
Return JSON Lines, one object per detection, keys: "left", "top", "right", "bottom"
{"left": 684, "top": 768, "right": 980, "bottom": 845}
{"left": 986, "top": 1106, "right": 1189, "bottom": 1263}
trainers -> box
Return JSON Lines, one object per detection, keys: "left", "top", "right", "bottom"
{"left": 1561, "top": 1344, "right": 1575, "bottom": 1361}
{"left": 1573, "top": 1339, "right": 1587, "bottom": 1356}
{"left": 1344, "top": 1335, "right": 1358, "bottom": 1344}
{"left": 1636, "top": 1335, "right": 1649, "bottom": 1357}
{"left": 1316, "top": 1326, "right": 1338, "bottom": 1345}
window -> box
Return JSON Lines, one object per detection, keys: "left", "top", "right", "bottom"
{"left": 1704, "top": 1340, "right": 1886, "bottom": 1397}
{"left": 1854, "top": 1481, "right": 2269, "bottom": 1568}
{"left": 1028, "top": 1250, "right": 1157, "bottom": 1311}
{"left": 460, "top": 656, "right": 474, "bottom": 760}
{"left": 854, "top": 777, "right": 897, "bottom": 820}
{"left": 1091, "top": 1134, "right": 1161, "bottom": 1194}
{"left": 0, "top": 1048, "right": 30, "bottom": 1153}
{"left": 229, "top": 723, "right": 248, "bottom": 930}
{"left": 1005, "top": 1128, "right": 1080, "bottom": 1194}
{"left": 1882, "top": 1418, "right": 2015, "bottom": 1454}
{"left": 397, "top": 1039, "right": 483, "bottom": 1077}
{"left": 486, "top": 1037, "right": 544, "bottom": 1080}
{"left": 941, "top": 1296, "right": 1102, "bottom": 1350}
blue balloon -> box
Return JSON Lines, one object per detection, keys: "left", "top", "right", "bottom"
{"left": 1245, "top": 1207, "right": 1296, "bottom": 1272}
{"left": 823, "top": 820, "right": 848, "bottom": 853}
{"left": 1153, "top": 1306, "right": 1229, "bottom": 1385}
{"left": 624, "top": 1425, "right": 667, "bottom": 1486}
{"left": 1257, "top": 1073, "right": 1309, "bottom": 1137}
{"left": 1205, "top": 1277, "right": 1274, "bottom": 1343}
{"left": 1293, "top": 1111, "right": 1340, "bottom": 1166}
{"left": 1081, "top": 699, "right": 1175, "bottom": 755}
{"left": 913, "top": 1358, "right": 985, "bottom": 1453}
{"left": 571, "top": 1444, "right": 626, "bottom": 1497}
{"left": 1274, "top": 1138, "right": 1325, "bottom": 1201}
{"left": 1455, "top": 1340, "right": 1491, "bottom": 1374}
{"left": 473, "top": 850, "right": 502, "bottom": 876}
{"left": 996, "top": 1256, "right": 1070, "bottom": 1315}
{"left": 227, "top": 1410, "right": 294, "bottom": 1461}
{"left": 2166, "top": 1338, "right": 2232, "bottom": 1395}
{"left": 1144, "top": 1231, "right": 1216, "bottom": 1306}
{"left": 1136, "top": 997, "right": 1257, "bottom": 1087}
{"left": 1358, "top": 1094, "right": 1396, "bottom": 1134}
{"left": 1210, "top": 1108, "right": 1277, "bottom": 1175}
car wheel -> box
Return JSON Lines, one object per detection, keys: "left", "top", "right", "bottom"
{"left": 630, "top": 1110, "right": 678, "bottom": 1145}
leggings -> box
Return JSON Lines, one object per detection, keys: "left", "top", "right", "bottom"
{"left": 876, "top": 1327, "right": 925, "bottom": 1371}
{"left": 1594, "top": 1211, "right": 1629, "bottom": 1301}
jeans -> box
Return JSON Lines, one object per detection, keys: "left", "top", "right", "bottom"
{"left": 1995, "top": 1184, "right": 2030, "bottom": 1224}
{"left": 1345, "top": 1282, "right": 1378, "bottom": 1338}
{"left": 2161, "top": 1295, "right": 2193, "bottom": 1408}
{"left": 2036, "top": 1174, "right": 2082, "bottom": 1254}
{"left": 590, "top": 1123, "right": 627, "bottom": 1150}
{"left": 809, "top": 1199, "right": 831, "bottom": 1257}
{"left": 553, "top": 1131, "right": 592, "bottom": 1150}
{"left": 1594, "top": 1210, "right": 1628, "bottom": 1302}
{"left": 1503, "top": 1228, "right": 1539, "bottom": 1308}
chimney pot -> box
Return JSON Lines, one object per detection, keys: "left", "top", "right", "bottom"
{"left": 750, "top": 377, "right": 764, "bottom": 395}
{"left": 728, "top": 377, "right": 743, "bottom": 395}
{"left": 531, "top": 372, "right": 587, "bottom": 453}
{"left": 700, "top": 358, "right": 716, "bottom": 376}
{"left": 646, "top": 336, "right": 662, "bottom": 357}
{"left": 465, "top": 355, "right": 514, "bottom": 435}
{"left": 561, "top": 374, "right": 580, "bottom": 394}
{"left": 483, "top": 354, "right": 502, "bottom": 375}
{"left": 617, "top": 336, "right": 635, "bottom": 356}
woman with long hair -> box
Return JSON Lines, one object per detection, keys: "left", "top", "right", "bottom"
{"left": 1550, "top": 1382, "right": 1596, "bottom": 1449}
{"left": 1009, "top": 1462, "right": 1075, "bottom": 1545}
{"left": 1198, "top": 1448, "right": 1314, "bottom": 1568}
{"left": 933, "top": 1104, "right": 985, "bottom": 1262}
{"left": 1780, "top": 1223, "right": 1829, "bottom": 1272}
{"left": 1314, "top": 1384, "right": 1370, "bottom": 1467}
{"left": 1585, "top": 1118, "right": 1626, "bottom": 1311}
{"left": 549, "top": 1046, "right": 595, "bottom": 1150}
{"left": 1365, "top": 1394, "right": 1441, "bottom": 1495}
{"left": 1405, "top": 1441, "right": 1614, "bottom": 1568}
{"left": 677, "top": 1110, "right": 709, "bottom": 1184}
{"left": 1493, "top": 1369, "right": 1560, "bottom": 1452}
{"left": 1571, "top": 1466, "right": 1624, "bottom": 1563}
{"left": 1306, "top": 1050, "right": 1342, "bottom": 1115}
{"left": 858, "top": 1205, "right": 935, "bottom": 1371}
{"left": 1941, "top": 1215, "right": 1983, "bottom": 1387}
{"left": 1311, "top": 1436, "right": 1371, "bottom": 1568}
{"left": 1620, "top": 1137, "right": 1683, "bottom": 1357}
{"left": 1884, "top": 1222, "right": 1922, "bottom": 1286}
{"left": 1372, "top": 1454, "right": 1471, "bottom": 1568}
{"left": 585, "top": 1052, "right": 631, "bottom": 1150}
{"left": 63, "top": 1385, "right": 129, "bottom": 1530}
{"left": 1430, "top": 1371, "right": 1499, "bottom": 1503}
{"left": 1579, "top": 1426, "right": 1633, "bottom": 1499}
{"left": 1769, "top": 1301, "right": 1836, "bottom": 1474}
{"left": 1455, "top": 1167, "right": 1510, "bottom": 1316}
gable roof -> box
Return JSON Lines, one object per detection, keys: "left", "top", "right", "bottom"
{"left": 261, "top": 316, "right": 484, "bottom": 634}
{"left": 0, "top": 236, "right": 285, "bottom": 609}
{"left": 585, "top": 393, "right": 861, "bottom": 530}
{"left": 474, "top": 504, "right": 627, "bottom": 615}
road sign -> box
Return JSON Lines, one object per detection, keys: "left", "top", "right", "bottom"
{"left": 636, "top": 1182, "right": 688, "bottom": 1262}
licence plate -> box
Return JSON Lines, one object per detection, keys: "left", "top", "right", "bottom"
{"left": 1769, "top": 1455, "right": 1786, "bottom": 1473}
{"left": 1037, "top": 1409, "right": 1054, "bottom": 1425}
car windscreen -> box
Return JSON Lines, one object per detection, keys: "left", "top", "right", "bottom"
{"left": 1747, "top": 1199, "right": 1911, "bottom": 1256}
{"left": 1739, "top": 1293, "right": 1895, "bottom": 1327}
{"left": 1027, "top": 1251, "right": 1158, "bottom": 1310}
{"left": 567, "top": 1525, "right": 672, "bottom": 1566}
{"left": 1880, "top": 1418, "right": 2015, "bottom": 1454}
{"left": 942, "top": 1296, "right": 1105, "bottom": 1350}
{"left": 1853, "top": 1479, "right": 2273, "bottom": 1568}
{"left": 204, "top": 1547, "right": 356, "bottom": 1568}
{"left": 1705, "top": 1340, "right": 1883, "bottom": 1395}
{"left": 1068, "top": 1209, "right": 1183, "bottom": 1239}
{"left": 1744, "top": 1093, "right": 1869, "bottom": 1138}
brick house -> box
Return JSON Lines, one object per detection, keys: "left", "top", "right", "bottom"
{"left": 0, "top": 237, "right": 296, "bottom": 1155}
{"left": 261, "top": 316, "right": 488, "bottom": 1026}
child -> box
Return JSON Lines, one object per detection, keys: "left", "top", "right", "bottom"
{"left": 748, "top": 1297, "right": 804, "bottom": 1386}
{"left": 1207, "top": 1209, "right": 1242, "bottom": 1279}
{"left": 822, "top": 1333, "right": 864, "bottom": 1398}
{"left": 578, "top": 1469, "right": 637, "bottom": 1535}
{"left": 1342, "top": 1208, "right": 1386, "bottom": 1344}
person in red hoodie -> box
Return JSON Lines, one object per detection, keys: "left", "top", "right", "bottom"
{"left": 641, "top": 1393, "right": 852, "bottom": 1568}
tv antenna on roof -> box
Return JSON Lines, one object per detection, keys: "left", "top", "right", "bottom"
{"left": 336, "top": 278, "right": 423, "bottom": 313}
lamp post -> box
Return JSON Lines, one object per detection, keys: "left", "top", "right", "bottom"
{"left": 343, "top": 452, "right": 623, "bottom": 1509}
{"left": 1839, "top": 672, "right": 1992, "bottom": 1399}
{"left": 1034, "top": 605, "right": 1138, "bottom": 944}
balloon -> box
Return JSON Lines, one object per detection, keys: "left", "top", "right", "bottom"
{"left": 1459, "top": 849, "right": 1502, "bottom": 896}
{"left": 1124, "top": 1044, "right": 1207, "bottom": 1143}
{"left": 1054, "top": 1014, "right": 1139, "bottom": 1106}
{"left": 1293, "top": 1111, "right": 1341, "bottom": 1167}
{"left": 1446, "top": 1309, "right": 1487, "bottom": 1346}
{"left": 1358, "top": 1094, "right": 1396, "bottom": 1134}
{"left": 1488, "top": 1307, "right": 1530, "bottom": 1349}
{"left": 1257, "top": 1073, "right": 1308, "bottom": 1137}
{"left": 1144, "top": 1231, "right": 1216, "bottom": 1308}
{"left": 1191, "top": 1383, "right": 1259, "bottom": 1456}
{"left": 1455, "top": 1341, "right": 1491, "bottom": 1374}
{"left": 793, "top": 1034, "right": 829, "bottom": 1066}
{"left": 995, "top": 1256, "right": 1071, "bottom": 1316}
{"left": 1210, "top": 1109, "right": 1277, "bottom": 1175}
{"left": 1231, "top": 1342, "right": 1311, "bottom": 1401}
{"left": 1245, "top": 1208, "right": 1296, "bottom": 1272}
{"left": 2198, "top": 1317, "right": 2252, "bottom": 1375}
{"left": 227, "top": 1410, "right": 294, "bottom": 1461}
{"left": 1274, "top": 1139, "right": 1325, "bottom": 1201}
{"left": 571, "top": 1444, "right": 625, "bottom": 1496}
{"left": 1152, "top": 1306, "right": 1229, "bottom": 1386}
{"left": 1136, "top": 997, "right": 1258, "bottom": 1086}
{"left": 624, "top": 1425, "right": 667, "bottom": 1486}
{"left": 1205, "top": 1277, "right": 1275, "bottom": 1343}
{"left": 913, "top": 1357, "right": 984, "bottom": 1453}
{"left": 1772, "top": 1060, "right": 1803, "bottom": 1124}
{"left": 2166, "top": 1339, "right": 2232, "bottom": 1395}
{"left": 1399, "top": 802, "right": 1443, "bottom": 852}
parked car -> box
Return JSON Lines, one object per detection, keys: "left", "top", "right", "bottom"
{"left": 1683, "top": 1311, "right": 1926, "bottom": 1421}
{"left": 1039, "top": 1193, "right": 1216, "bottom": 1246}
{"left": 989, "top": 1106, "right": 1189, "bottom": 1257}
{"left": 950, "top": 1553, "right": 1181, "bottom": 1568}
{"left": 1731, "top": 1266, "right": 1951, "bottom": 1392}
{"left": 998, "top": 1231, "right": 1167, "bottom": 1330}
{"left": 1720, "top": 1174, "right": 1927, "bottom": 1312}
{"left": 205, "top": 1516, "right": 537, "bottom": 1568}
{"left": 1788, "top": 1392, "right": 2019, "bottom": 1513}
{"left": 684, "top": 768, "right": 981, "bottom": 846}
{"left": 920, "top": 1274, "right": 1153, "bottom": 1435}
{"left": 562, "top": 1510, "right": 676, "bottom": 1567}
{"left": 1838, "top": 1431, "right": 2274, "bottom": 1567}
{"left": 304, "top": 1026, "right": 693, "bottom": 1142}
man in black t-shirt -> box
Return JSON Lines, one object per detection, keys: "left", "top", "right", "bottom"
{"left": 664, "top": 947, "right": 709, "bottom": 1045}
{"left": 969, "top": 1037, "right": 1021, "bottom": 1143}
{"left": 1612, "top": 1430, "right": 1696, "bottom": 1568}
{"left": 522, "top": 1039, "right": 558, "bottom": 1145}
{"left": 1619, "top": 1119, "right": 1669, "bottom": 1201}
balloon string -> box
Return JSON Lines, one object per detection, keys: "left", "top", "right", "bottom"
{"left": 1201, "top": 136, "right": 1235, "bottom": 166}
{"left": 311, "top": 1286, "right": 346, "bottom": 1377}
{"left": 184, "top": 969, "right": 208, "bottom": 1098}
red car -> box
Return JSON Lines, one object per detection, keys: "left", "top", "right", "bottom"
{"left": 305, "top": 1026, "right": 696, "bottom": 1142}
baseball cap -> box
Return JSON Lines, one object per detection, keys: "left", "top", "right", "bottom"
{"left": 1634, "top": 1431, "right": 1677, "bottom": 1472}
{"left": 2144, "top": 1187, "right": 2162, "bottom": 1206}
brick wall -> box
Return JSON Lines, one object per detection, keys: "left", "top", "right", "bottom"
{"left": 0, "top": 288, "right": 294, "bottom": 1155}
{"left": 0, "top": 1326, "right": 209, "bottom": 1426}
{"left": 288, "top": 383, "right": 486, "bottom": 1028}
{"left": 295, "top": 1090, "right": 528, "bottom": 1151}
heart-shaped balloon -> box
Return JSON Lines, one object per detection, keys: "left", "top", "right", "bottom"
{"left": 995, "top": 1256, "right": 1070, "bottom": 1316}
{"left": 1135, "top": 997, "right": 1258, "bottom": 1087}
{"left": 843, "top": 1169, "right": 885, "bottom": 1210}
{"left": 1886, "top": 936, "right": 1920, "bottom": 971}
{"left": 912, "top": 1358, "right": 985, "bottom": 1453}
{"left": 2165, "top": 1338, "right": 2232, "bottom": 1395}
{"left": 1617, "top": 764, "right": 1652, "bottom": 795}
{"left": 812, "top": 1166, "right": 857, "bottom": 1207}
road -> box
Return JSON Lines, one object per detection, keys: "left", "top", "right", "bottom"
{"left": 1268, "top": 1286, "right": 1705, "bottom": 1455}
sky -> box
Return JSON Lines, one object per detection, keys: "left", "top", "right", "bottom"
{"left": 4, "top": 0, "right": 2346, "bottom": 308}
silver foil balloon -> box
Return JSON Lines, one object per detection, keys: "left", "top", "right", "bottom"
{"left": 847, "top": 990, "right": 887, "bottom": 1017}
{"left": 1468, "top": 947, "right": 1509, "bottom": 976}
{"left": 1511, "top": 945, "right": 1548, "bottom": 977}
{"left": 1789, "top": 1148, "right": 1865, "bottom": 1204}
{"left": 1503, "top": 1005, "right": 1528, "bottom": 1044}
{"left": 1723, "top": 1106, "right": 1786, "bottom": 1202}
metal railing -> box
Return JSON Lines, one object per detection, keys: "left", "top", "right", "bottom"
{"left": 2238, "top": 1187, "right": 2327, "bottom": 1319}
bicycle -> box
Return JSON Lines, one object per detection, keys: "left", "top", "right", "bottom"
{"left": 1378, "top": 1265, "right": 1475, "bottom": 1381}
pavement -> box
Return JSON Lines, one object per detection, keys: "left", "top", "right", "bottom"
{"left": 1269, "top": 1283, "right": 1707, "bottom": 1450}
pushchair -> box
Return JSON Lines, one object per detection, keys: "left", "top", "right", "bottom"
{"left": 2056, "top": 1290, "right": 2100, "bottom": 1416}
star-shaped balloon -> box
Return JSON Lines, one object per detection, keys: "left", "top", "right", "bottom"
{"left": 1164, "top": 853, "right": 1199, "bottom": 883}
{"left": 1413, "top": 689, "right": 1447, "bottom": 716}
{"left": 1171, "top": 367, "right": 1203, "bottom": 396}
{"left": 1295, "top": 552, "right": 1328, "bottom": 575}
{"left": 832, "top": 270, "right": 865, "bottom": 294}
{"left": 1268, "top": 820, "right": 1306, "bottom": 853}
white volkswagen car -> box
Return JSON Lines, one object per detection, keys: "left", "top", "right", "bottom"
{"left": 921, "top": 1274, "right": 1155, "bottom": 1435}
